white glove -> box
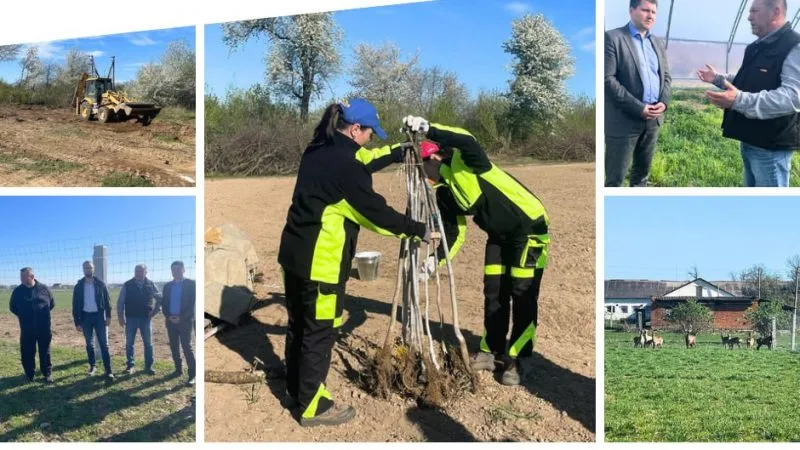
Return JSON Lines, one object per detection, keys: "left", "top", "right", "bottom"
{"left": 402, "top": 115, "right": 430, "bottom": 134}
{"left": 418, "top": 255, "right": 437, "bottom": 282}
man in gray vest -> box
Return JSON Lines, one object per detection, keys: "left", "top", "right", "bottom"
{"left": 699, "top": 0, "right": 800, "bottom": 187}
{"left": 162, "top": 261, "right": 196, "bottom": 385}
{"left": 117, "top": 264, "right": 162, "bottom": 375}
{"left": 605, "top": 0, "right": 672, "bottom": 187}
{"left": 72, "top": 261, "right": 115, "bottom": 380}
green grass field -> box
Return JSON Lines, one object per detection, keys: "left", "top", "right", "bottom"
{"left": 0, "top": 289, "right": 121, "bottom": 313}
{"left": 0, "top": 340, "right": 194, "bottom": 442}
{"left": 605, "top": 331, "right": 800, "bottom": 442}
{"left": 647, "top": 88, "right": 800, "bottom": 187}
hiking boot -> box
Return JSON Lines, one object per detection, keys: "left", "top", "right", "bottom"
{"left": 470, "top": 352, "right": 497, "bottom": 371}
{"left": 123, "top": 366, "right": 135, "bottom": 375}
{"left": 88, "top": 366, "right": 97, "bottom": 376}
{"left": 300, "top": 403, "right": 356, "bottom": 427}
{"left": 43, "top": 375, "right": 54, "bottom": 384}
{"left": 501, "top": 359, "right": 522, "bottom": 386}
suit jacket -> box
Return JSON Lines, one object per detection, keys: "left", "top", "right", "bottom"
{"left": 162, "top": 278, "right": 195, "bottom": 326}
{"left": 72, "top": 277, "right": 112, "bottom": 325}
{"left": 605, "top": 24, "right": 672, "bottom": 137}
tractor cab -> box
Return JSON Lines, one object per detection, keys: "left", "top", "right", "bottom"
{"left": 85, "top": 77, "right": 113, "bottom": 105}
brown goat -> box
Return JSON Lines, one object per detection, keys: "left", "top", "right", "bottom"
{"left": 685, "top": 333, "right": 697, "bottom": 349}
{"left": 651, "top": 331, "right": 664, "bottom": 348}
{"left": 747, "top": 332, "right": 755, "bottom": 349}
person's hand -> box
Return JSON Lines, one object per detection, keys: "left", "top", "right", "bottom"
{"left": 402, "top": 115, "right": 430, "bottom": 134}
{"left": 697, "top": 64, "right": 717, "bottom": 83}
{"left": 422, "top": 226, "right": 441, "bottom": 244}
{"left": 641, "top": 105, "right": 659, "bottom": 120}
{"left": 651, "top": 102, "right": 667, "bottom": 115}
{"left": 706, "top": 79, "right": 739, "bottom": 109}
{"left": 418, "top": 255, "right": 438, "bottom": 281}
{"left": 76, "top": 325, "right": 82, "bottom": 332}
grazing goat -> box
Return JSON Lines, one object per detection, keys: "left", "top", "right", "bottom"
{"left": 747, "top": 332, "right": 755, "bottom": 350}
{"left": 728, "top": 336, "right": 742, "bottom": 349}
{"left": 756, "top": 335, "right": 773, "bottom": 350}
{"left": 721, "top": 334, "right": 730, "bottom": 348}
{"left": 633, "top": 330, "right": 645, "bottom": 348}
{"left": 685, "top": 333, "right": 697, "bottom": 349}
{"left": 651, "top": 331, "right": 664, "bottom": 348}
{"left": 643, "top": 329, "right": 655, "bottom": 348}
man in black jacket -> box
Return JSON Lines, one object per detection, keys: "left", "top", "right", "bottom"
{"left": 162, "top": 261, "right": 195, "bottom": 385}
{"left": 9, "top": 267, "right": 55, "bottom": 383}
{"left": 72, "top": 261, "right": 115, "bottom": 379}
{"left": 117, "top": 264, "right": 162, "bottom": 375}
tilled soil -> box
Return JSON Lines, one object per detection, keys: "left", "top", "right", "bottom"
{"left": 0, "top": 104, "right": 195, "bottom": 187}
{"left": 204, "top": 162, "right": 596, "bottom": 442}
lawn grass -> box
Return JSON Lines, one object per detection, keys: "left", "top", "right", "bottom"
{"left": 0, "top": 340, "right": 195, "bottom": 442}
{"left": 646, "top": 88, "right": 800, "bottom": 187}
{"left": 605, "top": 330, "right": 800, "bottom": 442}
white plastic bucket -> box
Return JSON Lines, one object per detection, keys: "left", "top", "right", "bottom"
{"left": 354, "top": 251, "right": 381, "bottom": 281}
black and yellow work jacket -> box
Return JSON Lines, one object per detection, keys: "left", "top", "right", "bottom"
{"left": 278, "top": 132, "right": 426, "bottom": 285}
{"left": 429, "top": 124, "right": 550, "bottom": 263}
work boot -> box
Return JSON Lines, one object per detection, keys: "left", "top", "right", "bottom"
{"left": 470, "top": 352, "right": 497, "bottom": 371}
{"left": 501, "top": 359, "right": 522, "bottom": 386}
{"left": 281, "top": 395, "right": 300, "bottom": 409}
{"left": 299, "top": 403, "right": 356, "bottom": 427}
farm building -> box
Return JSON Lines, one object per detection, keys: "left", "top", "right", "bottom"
{"left": 604, "top": 278, "right": 746, "bottom": 322}
{"left": 650, "top": 279, "right": 758, "bottom": 330}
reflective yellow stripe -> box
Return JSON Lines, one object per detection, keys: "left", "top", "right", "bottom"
{"left": 354, "top": 144, "right": 394, "bottom": 165}
{"left": 480, "top": 331, "right": 491, "bottom": 353}
{"left": 315, "top": 289, "right": 336, "bottom": 320}
{"left": 510, "top": 267, "right": 535, "bottom": 279}
{"left": 431, "top": 123, "right": 475, "bottom": 138}
{"left": 333, "top": 316, "right": 343, "bottom": 328}
{"left": 439, "top": 215, "right": 467, "bottom": 267}
{"left": 310, "top": 199, "right": 408, "bottom": 284}
{"left": 509, "top": 323, "right": 536, "bottom": 358}
{"left": 302, "top": 383, "right": 333, "bottom": 418}
{"left": 484, "top": 264, "right": 506, "bottom": 276}
{"left": 440, "top": 152, "right": 482, "bottom": 211}
{"left": 480, "top": 166, "right": 549, "bottom": 225}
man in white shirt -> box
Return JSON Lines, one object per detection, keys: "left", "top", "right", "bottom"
{"left": 72, "top": 261, "right": 114, "bottom": 380}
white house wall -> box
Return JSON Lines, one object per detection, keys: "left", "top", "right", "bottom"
{"left": 604, "top": 298, "right": 651, "bottom": 321}
{"left": 665, "top": 280, "right": 734, "bottom": 298}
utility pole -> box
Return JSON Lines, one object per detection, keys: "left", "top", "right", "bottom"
{"left": 793, "top": 267, "right": 798, "bottom": 352}
{"left": 757, "top": 268, "right": 762, "bottom": 299}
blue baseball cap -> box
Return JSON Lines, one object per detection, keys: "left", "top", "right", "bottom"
{"left": 339, "top": 98, "right": 387, "bottom": 140}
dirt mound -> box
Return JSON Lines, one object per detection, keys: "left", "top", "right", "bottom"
{"left": 204, "top": 162, "right": 596, "bottom": 442}
{"left": 0, "top": 104, "right": 195, "bottom": 186}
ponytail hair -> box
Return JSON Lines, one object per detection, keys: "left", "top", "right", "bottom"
{"left": 308, "top": 103, "right": 350, "bottom": 149}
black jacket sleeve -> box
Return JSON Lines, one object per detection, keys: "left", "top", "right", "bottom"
{"left": 182, "top": 279, "right": 196, "bottom": 323}
{"left": 434, "top": 186, "right": 468, "bottom": 263}
{"left": 340, "top": 161, "right": 426, "bottom": 239}
{"left": 101, "top": 282, "right": 112, "bottom": 319}
{"left": 72, "top": 282, "right": 81, "bottom": 325}
{"left": 427, "top": 124, "right": 492, "bottom": 174}
{"left": 9, "top": 289, "right": 18, "bottom": 317}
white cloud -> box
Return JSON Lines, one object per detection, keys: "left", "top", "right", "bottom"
{"left": 30, "top": 41, "right": 65, "bottom": 60}
{"left": 505, "top": 2, "right": 530, "bottom": 15}
{"left": 87, "top": 50, "right": 105, "bottom": 57}
{"left": 581, "top": 40, "right": 596, "bottom": 53}
{"left": 575, "top": 27, "right": 595, "bottom": 40}
{"left": 127, "top": 34, "right": 158, "bottom": 46}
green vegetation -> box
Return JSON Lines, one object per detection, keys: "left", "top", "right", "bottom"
{"left": 605, "top": 331, "right": 800, "bottom": 442}
{"left": 0, "top": 289, "right": 121, "bottom": 313}
{"left": 649, "top": 88, "right": 800, "bottom": 187}
{"left": 100, "top": 172, "right": 155, "bottom": 187}
{"left": 0, "top": 340, "right": 194, "bottom": 442}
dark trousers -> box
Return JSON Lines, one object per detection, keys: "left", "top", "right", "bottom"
{"left": 166, "top": 320, "right": 196, "bottom": 378}
{"left": 481, "top": 235, "right": 546, "bottom": 359}
{"left": 283, "top": 268, "right": 344, "bottom": 419}
{"left": 81, "top": 312, "right": 112, "bottom": 374}
{"left": 605, "top": 119, "right": 661, "bottom": 187}
{"left": 19, "top": 321, "right": 52, "bottom": 379}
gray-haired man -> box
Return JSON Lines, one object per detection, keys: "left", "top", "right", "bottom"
{"left": 117, "top": 264, "right": 162, "bottom": 375}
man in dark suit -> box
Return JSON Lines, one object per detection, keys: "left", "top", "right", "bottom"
{"left": 9, "top": 267, "right": 55, "bottom": 383}
{"left": 162, "top": 260, "right": 196, "bottom": 385}
{"left": 72, "top": 261, "right": 115, "bottom": 380}
{"left": 605, "top": 0, "right": 672, "bottom": 187}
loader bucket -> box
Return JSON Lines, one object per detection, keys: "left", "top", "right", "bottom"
{"left": 119, "top": 102, "right": 162, "bottom": 125}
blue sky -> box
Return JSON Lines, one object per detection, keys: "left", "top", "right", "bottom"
{"left": 0, "top": 27, "right": 195, "bottom": 84}
{"left": 605, "top": 196, "right": 800, "bottom": 281}
{"left": 205, "top": 0, "right": 596, "bottom": 102}
{"left": 0, "top": 197, "right": 196, "bottom": 285}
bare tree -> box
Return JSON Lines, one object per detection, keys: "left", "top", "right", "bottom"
{"left": 223, "top": 13, "right": 343, "bottom": 122}
{"left": 687, "top": 265, "right": 699, "bottom": 280}
{"left": 0, "top": 44, "right": 22, "bottom": 62}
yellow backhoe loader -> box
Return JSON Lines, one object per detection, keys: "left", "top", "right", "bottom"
{"left": 71, "top": 56, "right": 160, "bottom": 125}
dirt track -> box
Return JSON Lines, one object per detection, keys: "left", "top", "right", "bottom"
{"left": 0, "top": 105, "right": 195, "bottom": 187}
{"left": 204, "top": 162, "right": 596, "bottom": 442}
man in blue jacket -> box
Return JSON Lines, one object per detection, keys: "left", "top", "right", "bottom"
{"left": 72, "top": 261, "right": 115, "bottom": 380}
{"left": 9, "top": 267, "right": 55, "bottom": 383}
{"left": 162, "top": 261, "right": 196, "bottom": 385}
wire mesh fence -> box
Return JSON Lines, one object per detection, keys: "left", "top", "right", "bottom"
{"left": 0, "top": 222, "right": 196, "bottom": 290}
